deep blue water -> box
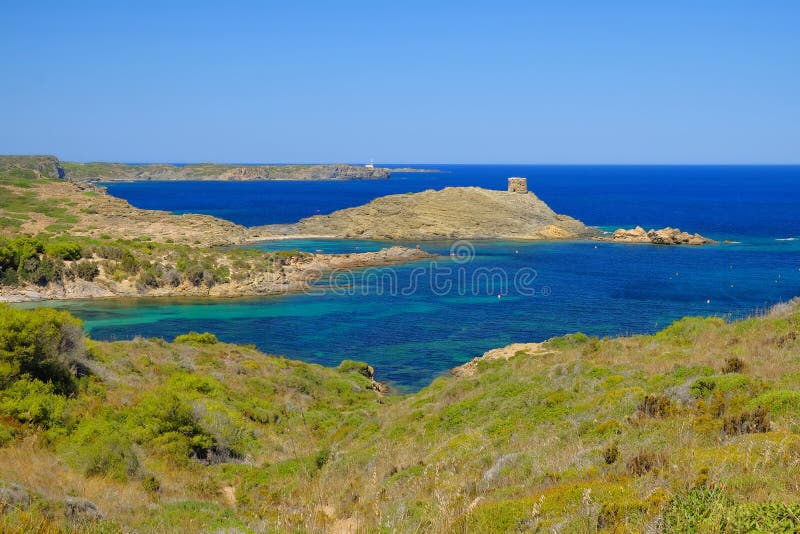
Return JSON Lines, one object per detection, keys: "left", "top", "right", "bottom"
{"left": 31, "top": 165, "right": 800, "bottom": 391}
{"left": 104, "top": 165, "right": 800, "bottom": 240}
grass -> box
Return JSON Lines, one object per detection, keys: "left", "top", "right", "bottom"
{"left": 1, "top": 300, "right": 799, "bottom": 532}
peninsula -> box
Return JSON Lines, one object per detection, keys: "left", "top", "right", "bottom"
{"left": 255, "top": 183, "right": 597, "bottom": 241}
{"left": 0, "top": 158, "right": 433, "bottom": 303}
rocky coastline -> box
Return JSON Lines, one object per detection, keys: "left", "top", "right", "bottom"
{"left": 0, "top": 246, "right": 435, "bottom": 303}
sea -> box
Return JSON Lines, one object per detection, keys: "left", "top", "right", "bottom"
{"left": 27, "top": 165, "right": 800, "bottom": 391}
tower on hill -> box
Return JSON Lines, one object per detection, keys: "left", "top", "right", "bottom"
{"left": 508, "top": 177, "right": 527, "bottom": 193}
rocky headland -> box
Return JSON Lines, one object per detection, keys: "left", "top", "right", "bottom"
{"left": 254, "top": 186, "right": 598, "bottom": 241}
{"left": 597, "top": 226, "right": 717, "bottom": 245}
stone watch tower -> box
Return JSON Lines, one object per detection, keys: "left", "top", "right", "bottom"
{"left": 508, "top": 177, "right": 528, "bottom": 193}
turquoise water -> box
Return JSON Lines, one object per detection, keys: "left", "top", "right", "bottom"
{"left": 30, "top": 237, "right": 800, "bottom": 391}
{"left": 24, "top": 165, "right": 800, "bottom": 390}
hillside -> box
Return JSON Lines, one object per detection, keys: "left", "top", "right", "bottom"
{"left": 0, "top": 165, "right": 432, "bottom": 303}
{"left": 2, "top": 301, "right": 800, "bottom": 532}
{"left": 60, "top": 162, "right": 391, "bottom": 181}
{"left": 257, "top": 186, "right": 598, "bottom": 241}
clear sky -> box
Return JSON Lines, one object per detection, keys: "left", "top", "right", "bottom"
{"left": 1, "top": 1, "right": 798, "bottom": 164}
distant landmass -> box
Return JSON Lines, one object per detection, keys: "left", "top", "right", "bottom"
{"left": 0, "top": 155, "right": 437, "bottom": 182}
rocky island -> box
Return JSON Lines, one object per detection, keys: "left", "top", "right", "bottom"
{"left": 255, "top": 179, "right": 597, "bottom": 241}
{"left": 597, "top": 226, "right": 718, "bottom": 245}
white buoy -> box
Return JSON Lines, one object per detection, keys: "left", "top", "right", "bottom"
{"left": 707, "top": 299, "right": 711, "bottom": 304}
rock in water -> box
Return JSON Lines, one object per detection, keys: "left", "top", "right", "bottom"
{"left": 598, "top": 226, "right": 717, "bottom": 246}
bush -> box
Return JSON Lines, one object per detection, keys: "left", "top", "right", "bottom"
{"left": 45, "top": 242, "right": 82, "bottom": 261}
{"left": 0, "top": 423, "right": 17, "bottom": 446}
{"left": 161, "top": 268, "right": 181, "bottom": 287}
{"left": 0, "top": 304, "right": 84, "bottom": 392}
{"left": 637, "top": 394, "right": 673, "bottom": 418}
{"left": 128, "top": 391, "right": 213, "bottom": 460}
{"left": 72, "top": 260, "right": 99, "bottom": 281}
{"left": 602, "top": 443, "right": 619, "bottom": 464}
{"left": 722, "top": 356, "right": 746, "bottom": 374}
{"left": 95, "top": 245, "right": 126, "bottom": 260}
{"left": 723, "top": 406, "right": 770, "bottom": 436}
{"left": 663, "top": 488, "right": 800, "bottom": 532}
{"left": 626, "top": 451, "right": 665, "bottom": 476}
{"left": 120, "top": 251, "right": 139, "bottom": 274}
{"left": 0, "top": 378, "right": 67, "bottom": 428}
{"left": 746, "top": 390, "right": 800, "bottom": 415}
{"left": 174, "top": 332, "right": 218, "bottom": 345}
{"left": 62, "top": 417, "right": 139, "bottom": 480}
{"left": 337, "top": 360, "right": 374, "bottom": 378}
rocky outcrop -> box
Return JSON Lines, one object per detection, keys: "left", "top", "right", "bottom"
{"left": 0, "top": 481, "right": 31, "bottom": 510}
{"left": 255, "top": 187, "right": 598, "bottom": 241}
{"left": 60, "top": 162, "right": 391, "bottom": 181}
{"left": 450, "top": 343, "right": 553, "bottom": 377}
{"left": 597, "top": 226, "right": 717, "bottom": 246}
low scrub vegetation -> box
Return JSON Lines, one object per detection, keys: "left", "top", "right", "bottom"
{"left": 1, "top": 301, "right": 800, "bottom": 532}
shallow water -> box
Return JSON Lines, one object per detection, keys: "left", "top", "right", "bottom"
{"left": 31, "top": 236, "right": 800, "bottom": 391}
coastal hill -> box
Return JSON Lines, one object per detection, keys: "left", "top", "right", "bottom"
{"left": 61, "top": 161, "right": 391, "bottom": 181}
{"left": 0, "top": 160, "right": 432, "bottom": 303}
{"left": 256, "top": 186, "right": 598, "bottom": 240}
{"left": 0, "top": 155, "right": 394, "bottom": 181}
{"left": 2, "top": 300, "right": 799, "bottom": 532}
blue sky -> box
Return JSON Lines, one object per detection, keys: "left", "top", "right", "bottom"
{"left": 1, "top": 1, "right": 798, "bottom": 163}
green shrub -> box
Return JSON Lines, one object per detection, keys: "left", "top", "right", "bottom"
{"left": 128, "top": 391, "right": 213, "bottom": 460}
{"left": 0, "top": 378, "right": 67, "bottom": 428}
{"left": 72, "top": 260, "right": 99, "bottom": 281}
{"left": 95, "top": 245, "right": 126, "bottom": 260}
{"left": 690, "top": 374, "right": 751, "bottom": 398}
{"left": 544, "top": 332, "right": 591, "bottom": 350}
{"left": 0, "top": 304, "right": 83, "bottom": 392}
{"left": 173, "top": 332, "right": 218, "bottom": 345}
{"left": 314, "top": 447, "right": 331, "bottom": 469}
{"left": 663, "top": 488, "right": 800, "bottom": 532}
{"left": 45, "top": 242, "right": 83, "bottom": 261}
{"left": 120, "top": 251, "right": 139, "bottom": 274}
{"left": 62, "top": 417, "right": 139, "bottom": 480}
{"left": 746, "top": 390, "right": 800, "bottom": 415}
{"left": 0, "top": 423, "right": 16, "bottom": 446}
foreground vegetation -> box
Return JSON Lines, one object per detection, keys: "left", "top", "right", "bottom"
{"left": 2, "top": 300, "right": 800, "bottom": 532}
